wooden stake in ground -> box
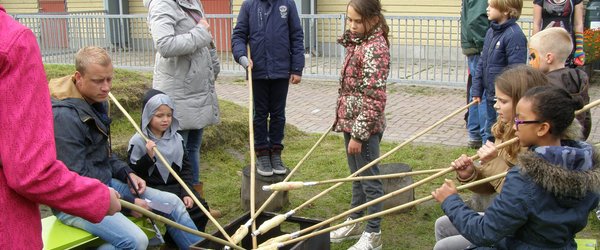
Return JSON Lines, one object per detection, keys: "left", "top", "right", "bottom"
{"left": 108, "top": 93, "right": 235, "bottom": 244}
{"left": 262, "top": 168, "right": 448, "bottom": 191}
{"left": 119, "top": 200, "right": 244, "bottom": 250}
{"left": 231, "top": 124, "right": 333, "bottom": 244}
{"left": 252, "top": 101, "right": 477, "bottom": 236}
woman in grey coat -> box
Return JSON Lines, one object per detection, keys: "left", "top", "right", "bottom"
{"left": 144, "top": 0, "right": 220, "bottom": 208}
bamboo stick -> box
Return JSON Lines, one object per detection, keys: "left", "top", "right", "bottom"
{"left": 119, "top": 200, "right": 244, "bottom": 250}
{"left": 576, "top": 98, "right": 600, "bottom": 115}
{"left": 262, "top": 168, "right": 448, "bottom": 191}
{"left": 246, "top": 44, "right": 258, "bottom": 249}
{"left": 259, "top": 137, "right": 517, "bottom": 245}
{"left": 258, "top": 98, "right": 600, "bottom": 247}
{"left": 230, "top": 124, "right": 333, "bottom": 243}
{"left": 108, "top": 93, "right": 234, "bottom": 244}
{"left": 252, "top": 101, "right": 477, "bottom": 236}
{"left": 267, "top": 172, "right": 508, "bottom": 249}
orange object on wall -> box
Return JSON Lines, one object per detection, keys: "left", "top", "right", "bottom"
{"left": 202, "top": 0, "right": 231, "bottom": 52}
{"left": 39, "top": 0, "right": 69, "bottom": 49}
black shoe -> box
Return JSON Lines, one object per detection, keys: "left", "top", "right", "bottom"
{"left": 256, "top": 155, "right": 273, "bottom": 176}
{"left": 468, "top": 140, "right": 482, "bottom": 149}
{"left": 270, "top": 153, "right": 287, "bottom": 175}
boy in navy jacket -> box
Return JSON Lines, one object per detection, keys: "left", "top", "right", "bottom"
{"left": 470, "top": 0, "right": 527, "bottom": 144}
{"left": 232, "top": 0, "right": 305, "bottom": 176}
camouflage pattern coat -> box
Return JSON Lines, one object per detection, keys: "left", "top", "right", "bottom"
{"left": 334, "top": 28, "right": 390, "bottom": 141}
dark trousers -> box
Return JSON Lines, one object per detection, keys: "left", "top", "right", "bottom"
{"left": 252, "top": 78, "right": 289, "bottom": 150}
{"left": 344, "top": 132, "right": 384, "bottom": 232}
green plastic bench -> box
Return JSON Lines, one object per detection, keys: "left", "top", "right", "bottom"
{"left": 576, "top": 238, "right": 598, "bottom": 250}
{"left": 42, "top": 216, "right": 162, "bottom": 250}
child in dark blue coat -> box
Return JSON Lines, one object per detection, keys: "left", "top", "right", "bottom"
{"left": 433, "top": 86, "right": 600, "bottom": 249}
{"left": 231, "top": 0, "right": 305, "bottom": 177}
{"left": 470, "top": 0, "right": 527, "bottom": 144}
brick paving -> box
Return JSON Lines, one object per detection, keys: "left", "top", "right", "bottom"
{"left": 215, "top": 75, "right": 600, "bottom": 147}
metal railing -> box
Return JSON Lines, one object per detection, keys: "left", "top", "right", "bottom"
{"left": 13, "top": 13, "right": 533, "bottom": 87}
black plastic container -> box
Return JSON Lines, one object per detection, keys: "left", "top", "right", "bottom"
{"left": 190, "top": 212, "right": 330, "bottom": 250}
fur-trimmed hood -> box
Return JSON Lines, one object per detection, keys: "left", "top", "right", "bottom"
{"left": 518, "top": 140, "right": 600, "bottom": 205}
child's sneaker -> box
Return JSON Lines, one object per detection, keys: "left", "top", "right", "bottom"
{"left": 256, "top": 154, "right": 273, "bottom": 176}
{"left": 270, "top": 153, "right": 287, "bottom": 175}
{"left": 330, "top": 218, "right": 363, "bottom": 243}
{"left": 348, "top": 231, "right": 382, "bottom": 250}
{"left": 270, "top": 145, "right": 287, "bottom": 175}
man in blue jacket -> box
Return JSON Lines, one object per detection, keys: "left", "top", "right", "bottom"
{"left": 232, "top": 0, "right": 305, "bottom": 176}
{"left": 461, "top": 0, "right": 489, "bottom": 149}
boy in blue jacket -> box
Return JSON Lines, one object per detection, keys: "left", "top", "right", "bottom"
{"left": 232, "top": 0, "right": 305, "bottom": 176}
{"left": 470, "top": 0, "right": 527, "bottom": 144}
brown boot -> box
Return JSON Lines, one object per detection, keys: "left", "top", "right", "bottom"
{"left": 209, "top": 208, "right": 223, "bottom": 218}
{"left": 193, "top": 183, "right": 204, "bottom": 198}
{"left": 194, "top": 182, "right": 222, "bottom": 218}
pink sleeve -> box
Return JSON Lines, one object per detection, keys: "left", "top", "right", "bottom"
{"left": 0, "top": 28, "right": 109, "bottom": 223}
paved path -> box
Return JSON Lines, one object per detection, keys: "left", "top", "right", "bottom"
{"left": 215, "top": 75, "right": 600, "bottom": 147}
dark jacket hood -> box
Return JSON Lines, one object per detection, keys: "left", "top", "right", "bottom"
{"left": 518, "top": 140, "right": 600, "bottom": 206}
{"left": 546, "top": 68, "right": 588, "bottom": 95}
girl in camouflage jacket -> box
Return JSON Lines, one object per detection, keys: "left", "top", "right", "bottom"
{"left": 330, "top": 0, "right": 390, "bottom": 249}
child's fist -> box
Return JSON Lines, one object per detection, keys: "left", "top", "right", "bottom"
{"left": 146, "top": 140, "right": 156, "bottom": 158}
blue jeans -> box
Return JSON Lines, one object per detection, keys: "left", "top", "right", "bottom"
{"left": 55, "top": 179, "right": 202, "bottom": 250}
{"left": 252, "top": 78, "right": 289, "bottom": 150}
{"left": 179, "top": 129, "right": 203, "bottom": 184}
{"left": 344, "top": 132, "right": 384, "bottom": 233}
{"left": 466, "top": 55, "right": 487, "bottom": 143}
{"left": 482, "top": 96, "right": 497, "bottom": 143}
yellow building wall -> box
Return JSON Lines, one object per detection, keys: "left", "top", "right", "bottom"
{"left": 1, "top": 0, "right": 38, "bottom": 14}
{"left": 130, "top": 0, "right": 146, "bottom": 14}
{"left": 315, "top": 0, "right": 535, "bottom": 46}
{"left": 66, "top": 0, "right": 104, "bottom": 12}
{"left": 232, "top": 0, "right": 242, "bottom": 15}
{"left": 230, "top": 0, "right": 534, "bottom": 17}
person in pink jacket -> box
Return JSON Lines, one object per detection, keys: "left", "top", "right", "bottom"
{"left": 0, "top": 6, "right": 121, "bottom": 249}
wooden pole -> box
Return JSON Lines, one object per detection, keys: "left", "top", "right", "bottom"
{"left": 270, "top": 172, "right": 508, "bottom": 249}
{"left": 258, "top": 98, "right": 600, "bottom": 247}
{"left": 231, "top": 124, "right": 333, "bottom": 243}
{"left": 108, "top": 93, "right": 234, "bottom": 244}
{"left": 576, "top": 98, "right": 600, "bottom": 115}
{"left": 262, "top": 168, "right": 448, "bottom": 191}
{"left": 246, "top": 44, "right": 259, "bottom": 249}
{"left": 252, "top": 101, "right": 477, "bottom": 236}
{"left": 119, "top": 200, "right": 244, "bottom": 250}
{"left": 273, "top": 137, "right": 518, "bottom": 242}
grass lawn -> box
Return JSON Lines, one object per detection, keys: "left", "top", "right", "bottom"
{"left": 43, "top": 65, "right": 600, "bottom": 249}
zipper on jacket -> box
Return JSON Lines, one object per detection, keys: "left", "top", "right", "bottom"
{"left": 83, "top": 116, "right": 111, "bottom": 157}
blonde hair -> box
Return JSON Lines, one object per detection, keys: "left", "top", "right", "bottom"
{"left": 491, "top": 66, "right": 548, "bottom": 158}
{"left": 489, "top": 0, "right": 523, "bottom": 20}
{"left": 529, "top": 27, "right": 573, "bottom": 63}
{"left": 75, "top": 46, "right": 112, "bottom": 75}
